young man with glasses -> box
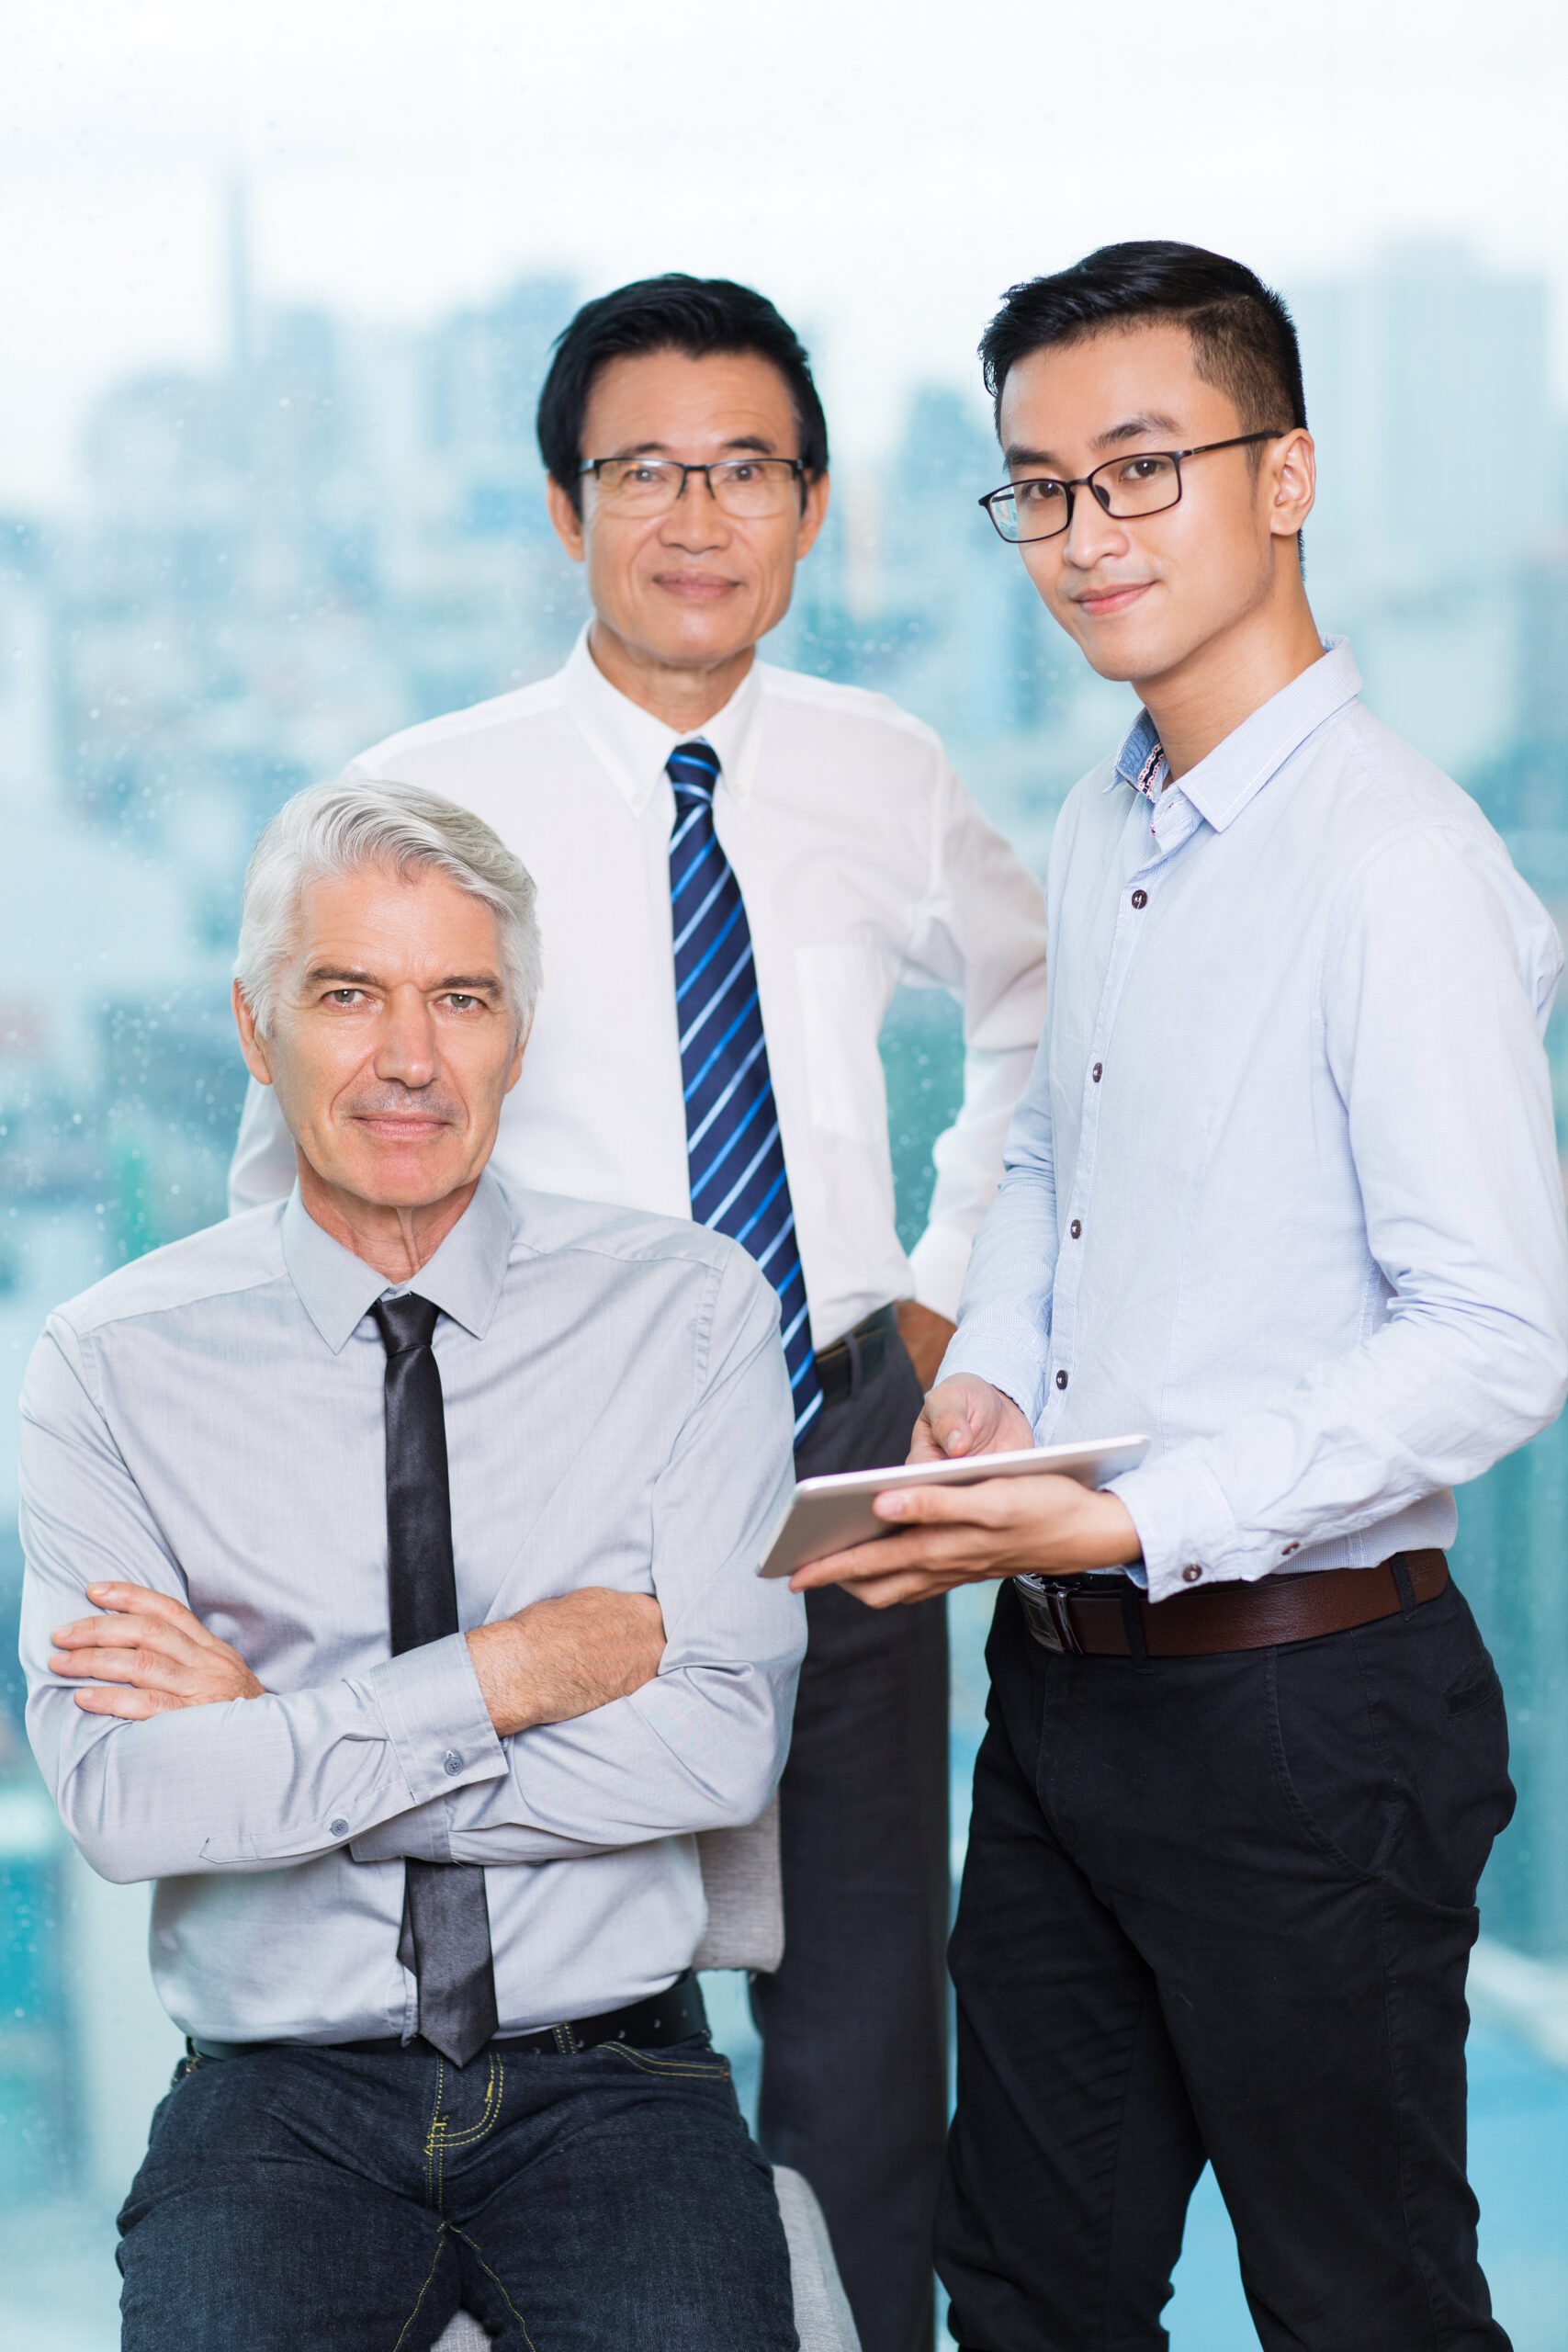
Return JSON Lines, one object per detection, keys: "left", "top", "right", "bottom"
{"left": 228, "top": 273, "right": 1049, "bottom": 2352}
{"left": 795, "top": 242, "right": 1568, "bottom": 2349}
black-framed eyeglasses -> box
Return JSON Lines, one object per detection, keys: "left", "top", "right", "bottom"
{"left": 978, "top": 431, "right": 1288, "bottom": 544}
{"left": 579, "top": 456, "right": 807, "bottom": 518}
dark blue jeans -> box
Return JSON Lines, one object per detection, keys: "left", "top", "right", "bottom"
{"left": 118, "top": 2033, "right": 797, "bottom": 2350}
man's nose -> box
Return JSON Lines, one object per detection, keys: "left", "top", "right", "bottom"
{"left": 375, "top": 992, "right": 438, "bottom": 1087}
{"left": 1061, "top": 482, "right": 1130, "bottom": 571}
{"left": 660, "top": 471, "right": 728, "bottom": 550}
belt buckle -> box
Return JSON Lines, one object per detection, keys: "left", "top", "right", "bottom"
{"left": 1018, "top": 1578, "right": 1081, "bottom": 1656}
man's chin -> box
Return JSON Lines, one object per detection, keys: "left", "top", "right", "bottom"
{"left": 310, "top": 1142, "right": 478, "bottom": 1214}
{"left": 1065, "top": 617, "right": 1177, "bottom": 690}
{"left": 638, "top": 598, "right": 755, "bottom": 664}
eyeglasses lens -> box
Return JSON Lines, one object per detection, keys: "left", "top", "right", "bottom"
{"left": 989, "top": 452, "right": 1184, "bottom": 543}
{"left": 1093, "top": 453, "right": 1181, "bottom": 516}
{"left": 592, "top": 460, "right": 797, "bottom": 518}
{"left": 992, "top": 480, "right": 1068, "bottom": 542}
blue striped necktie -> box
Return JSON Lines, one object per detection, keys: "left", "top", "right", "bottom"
{"left": 668, "top": 741, "right": 821, "bottom": 1443}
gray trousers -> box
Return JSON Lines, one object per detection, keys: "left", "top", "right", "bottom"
{"left": 751, "top": 1332, "right": 950, "bottom": 2352}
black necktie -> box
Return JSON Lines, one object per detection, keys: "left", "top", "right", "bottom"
{"left": 371, "top": 1292, "right": 498, "bottom": 2066}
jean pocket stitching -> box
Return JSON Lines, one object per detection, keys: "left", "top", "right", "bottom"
{"left": 604, "top": 2045, "right": 731, "bottom": 2079}
{"left": 434, "top": 2054, "right": 505, "bottom": 2151}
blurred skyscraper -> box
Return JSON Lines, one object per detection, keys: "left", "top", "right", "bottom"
{"left": 1292, "top": 243, "right": 1562, "bottom": 775}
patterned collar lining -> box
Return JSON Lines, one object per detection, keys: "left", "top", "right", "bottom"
{"left": 1134, "top": 741, "right": 1170, "bottom": 801}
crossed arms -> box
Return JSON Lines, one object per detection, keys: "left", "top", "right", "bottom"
{"left": 49, "top": 1580, "right": 665, "bottom": 1740}
{"left": 19, "top": 1268, "right": 806, "bottom": 1885}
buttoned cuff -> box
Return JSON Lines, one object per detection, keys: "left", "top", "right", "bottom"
{"left": 935, "top": 1320, "right": 1049, "bottom": 1430}
{"left": 367, "top": 1632, "right": 507, "bottom": 1811}
{"left": 1109, "top": 1453, "right": 1249, "bottom": 1603}
{"left": 907, "top": 1224, "right": 973, "bottom": 1324}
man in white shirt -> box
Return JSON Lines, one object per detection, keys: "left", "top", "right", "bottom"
{"left": 795, "top": 242, "right": 1568, "bottom": 2349}
{"left": 230, "top": 272, "right": 1048, "bottom": 2352}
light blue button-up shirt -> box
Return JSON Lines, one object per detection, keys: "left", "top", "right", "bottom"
{"left": 19, "top": 1172, "right": 804, "bottom": 2041}
{"left": 944, "top": 641, "right": 1568, "bottom": 1603}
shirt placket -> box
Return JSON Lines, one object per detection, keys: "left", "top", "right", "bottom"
{"left": 1040, "top": 796, "right": 1200, "bottom": 1435}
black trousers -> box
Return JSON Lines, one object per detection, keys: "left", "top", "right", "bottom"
{"left": 751, "top": 1330, "right": 950, "bottom": 2352}
{"left": 939, "top": 1577, "right": 1516, "bottom": 2352}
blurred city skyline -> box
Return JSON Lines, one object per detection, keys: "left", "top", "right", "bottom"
{"left": 6, "top": 0, "right": 1568, "bottom": 503}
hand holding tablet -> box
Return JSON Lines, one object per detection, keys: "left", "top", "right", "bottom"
{"left": 762, "top": 1432, "right": 1149, "bottom": 1608}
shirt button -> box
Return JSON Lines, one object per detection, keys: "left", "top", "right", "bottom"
{"left": 443, "top": 1751, "right": 462, "bottom": 1776}
{"left": 1091, "top": 1063, "right": 1103, "bottom": 1083}
{"left": 1181, "top": 1565, "right": 1201, "bottom": 1585}
{"left": 1069, "top": 1219, "right": 1082, "bottom": 1239}
{"left": 1131, "top": 888, "right": 1148, "bottom": 909}
{"left": 1055, "top": 1369, "right": 1068, "bottom": 1390}
{"left": 329, "top": 1818, "right": 349, "bottom": 1838}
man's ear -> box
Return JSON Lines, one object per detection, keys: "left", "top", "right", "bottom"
{"left": 1269, "top": 430, "right": 1315, "bottom": 540}
{"left": 545, "top": 475, "right": 587, "bottom": 564}
{"left": 503, "top": 1013, "right": 533, "bottom": 1096}
{"left": 232, "top": 978, "right": 275, "bottom": 1087}
{"left": 795, "top": 469, "right": 830, "bottom": 561}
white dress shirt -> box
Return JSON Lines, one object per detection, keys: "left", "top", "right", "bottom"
{"left": 20, "top": 1172, "right": 804, "bottom": 2041}
{"left": 943, "top": 641, "right": 1568, "bottom": 1602}
{"left": 229, "top": 629, "right": 1048, "bottom": 1346}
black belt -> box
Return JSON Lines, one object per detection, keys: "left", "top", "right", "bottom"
{"left": 814, "top": 1302, "right": 899, "bottom": 1408}
{"left": 189, "top": 1971, "right": 707, "bottom": 2065}
{"left": 1015, "top": 1551, "right": 1450, "bottom": 1658}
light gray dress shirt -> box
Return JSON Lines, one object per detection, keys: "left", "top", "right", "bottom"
{"left": 943, "top": 641, "right": 1568, "bottom": 1602}
{"left": 19, "top": 1172, "right": 805, "bottom": 2042}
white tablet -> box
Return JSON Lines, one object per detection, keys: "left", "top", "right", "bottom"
{"left": 758, "top": 1434, "right": 1149, "bottom": 1579}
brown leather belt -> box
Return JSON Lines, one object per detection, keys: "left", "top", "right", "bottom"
{"left": 1015, "top": 1550, "right": 1449, "bottom": 1659}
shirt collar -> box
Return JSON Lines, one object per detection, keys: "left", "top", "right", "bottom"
{"left": 282, "top": 1166, "right": 515, "bottom": 1353}
{"left": 559, "top": 624, "right": 764, "bottom": 814}
{"left": 1111, "top": 638, "right": 1362, "bottom": 832}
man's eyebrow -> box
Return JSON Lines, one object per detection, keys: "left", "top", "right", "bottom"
{"left": 604, "top": 433, "right": 781, "bottom": 460}
{"left": 302, "top": 966, "right": 504, "bottom": 994}
{"left": 1004, "top": 413, "right": 1188, "bottom": 472}
{"left": 1091, "top": 411, "right": 1185, "bottom": 451}
{"left": 305, "top": 965, "right": 381, "bottom": 989}
{"left": 1004, "top": 443, "right": 1064, "bottom": 474}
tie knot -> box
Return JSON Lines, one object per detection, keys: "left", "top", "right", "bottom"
{"left": 371, "top": 1293, "right": 440, "bottom": 1356}
{"left": 667, "top": 741, "right": 721, "bottom": 805}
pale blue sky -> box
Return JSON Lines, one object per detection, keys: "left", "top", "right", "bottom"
{"left": 3, "top": 0, "right": 1566, "bottom": 502}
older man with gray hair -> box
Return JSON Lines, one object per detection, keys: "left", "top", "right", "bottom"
{"left": 18, "top": 780, "right": 807, "bottom": 2351}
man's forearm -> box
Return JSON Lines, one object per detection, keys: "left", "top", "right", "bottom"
{"left": 31, "top": 1631, "right": 505, "bottom": 1883}
{"left": 356, "top": 1651, "right": 799, "bottom": 1864}
{"left": 466, "top": 1589, "right": 665, "bottom": 1737}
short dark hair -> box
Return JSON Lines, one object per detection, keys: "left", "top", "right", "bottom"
{"left": 978, "top": 241, "right": 1307, "bottom": 443}
{"left": 536, "top": 274, "right": 829, "bottom": 512}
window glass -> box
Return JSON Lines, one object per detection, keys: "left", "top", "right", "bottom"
{"left": 4, "top": 11, "right": 1568, "bottom": 2344}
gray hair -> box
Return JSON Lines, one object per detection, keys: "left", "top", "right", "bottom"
{"left": 234, "top": 779, "right": 542, "bottom": 1036}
